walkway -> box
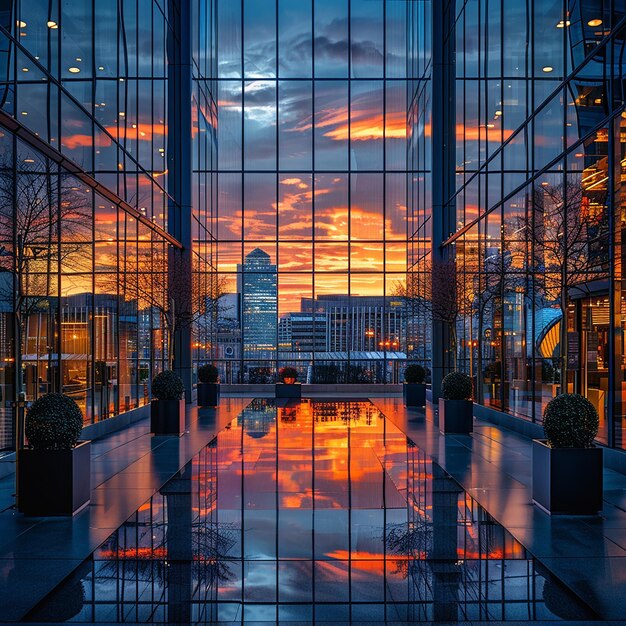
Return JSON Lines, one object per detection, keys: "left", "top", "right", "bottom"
{"left": 0, "top": 398, "right": 251, "bottom": 622}
{"left": 372, "top": 398, "right": 626, "bottom": 622}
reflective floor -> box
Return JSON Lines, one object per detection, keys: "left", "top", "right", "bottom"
{"left": 27, "top": 400, "right": 596, "bottom": 623}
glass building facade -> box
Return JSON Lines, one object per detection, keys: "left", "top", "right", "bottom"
{"left": 215, "top": 0, "right": 411, "bottom": 384}
{"left": 0, "top": 0, "right": 216, "bottom": 450}
{"left": 410, "top": 1, "right": 626, "bottom": 449}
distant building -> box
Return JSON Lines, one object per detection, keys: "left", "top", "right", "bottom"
{"left": 237, "top": 248, "right": 277, "bottom": 357}
{"left": 300, "top": 295, "right": 406, "bottom": 353}
{"left": 278, "top": 313, "right": 327, "bottom": 352}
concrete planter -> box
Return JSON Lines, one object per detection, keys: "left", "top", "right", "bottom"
{"left": 198, "top": 382, "right": 220, "bottom": 407}
{"left": 403, "top": 382, "right": 426, "bottom": 407}
{"left": 275, "top": 383, "right": 302, "bottom": 399}
{"left": 17, "top": 440, "right": 91, "bottom": 516}
{"left": 438, "top": 398, "right": 473, "bottom": 434}
{"left": 150, "top": 398, "right": 185, "bottom": 435}
{"left": 532, "top": 439, "right": 603, "bottom": 515}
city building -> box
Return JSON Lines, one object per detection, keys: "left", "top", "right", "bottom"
{"left": 236, "top": 247, "right": 278, "bottom": 358}
{"left": 278, "top": 312, "right": 327, "bottom": 352}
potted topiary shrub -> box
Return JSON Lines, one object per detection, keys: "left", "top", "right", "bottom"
{"left": 197, "top": 364, "right": 220, "bottom": 407}
{"left": 18, "top": 393, "right": 90, "bottom": 516}
{"left": 276, "top": 366, "right": 301, "bottom": 399}
{"left": 532, "top": 393, "right": 602, "bottom": 515}
{"left": 403, "top": 364, "right": 426, "bottom": 407}
{"left": 151, "top": 370, "right": 185, "bottom": 435}
{"left": 439, "top": 372, "right": 473, "bottom": 434}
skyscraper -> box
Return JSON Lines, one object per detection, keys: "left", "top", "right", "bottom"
{"left": 237, "top": 248, "right": 277, "bottom": 358}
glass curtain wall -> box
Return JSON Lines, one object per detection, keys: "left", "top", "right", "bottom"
{"left": 215, "top": 0, "right": 410, "bottom": 384}
{"left": 411, "top": 0, "right": 626, "bottom": 449}
{"left": 0, "top": 0, "right": 217, "bottom": 451}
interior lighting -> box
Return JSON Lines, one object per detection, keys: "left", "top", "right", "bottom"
{"left": 588, "top": 18, "right": 603, "bottom": 27}
{"left": 47, "top": 21, "right": 58, "bottom": 29}
{"left": 542, "top": 66, "right": 553, "bottom": 73}
{"left": 16, "top": 20, "right": 26, "bottom": 27}
{"left": 68, "top": 67, "right": 80, "bottom": 73}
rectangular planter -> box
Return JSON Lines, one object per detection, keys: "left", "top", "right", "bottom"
{"left": 403, "top": 383, "right": 426, "bottom": 407}
{"left": 275, "top": 383, "right": 302, "bottom": 399}
{"left": 197, "top": 382, "right": 220, "bottom": 407}
{"left": 18, "top": 440, "right": 91, "bottom": 516}
{"left": 151, "top": 398, "right": 186, "bottom": 435}
{"left": 532, "top": 439, "right": 603, "bottom": 515}
{"left": 438, "top": 398, "right": 473, "bottom": 434}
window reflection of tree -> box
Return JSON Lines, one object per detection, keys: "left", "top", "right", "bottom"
{"left": 0, "top": 154, "right": 91, "bottom": 416}
{"left": 87, "top": 448, "right": 236, "bottom": 620}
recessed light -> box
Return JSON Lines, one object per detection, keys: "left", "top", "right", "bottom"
{"left": 21, "top": 67, "right": 28, "bottom": 72}
{"left": 588, "top": 18, "right": 603, "bottom": 27}
{"left": 556, "top": 20, "right": 570, "bottom": 28}
{"left": 68, "top": 66, "right": 80, "bottom": 73}
{"left": 24, "top": 158, "right": 35, "bottom": 163}
{"left": 98, "top": 66, "right": 104, "bottom": 71}
{"left": 542, "top": 66, "right": 553, "bottom": 73}
{"left": 16, "top": 20, "right": 26, "bottom": 27}
{"left": 20, "top": 111, "right": 27, "bottom": 116}
{"left": 495, "top": 110, "right": 502, "bottom": 116}
{"left": 47, "top": 20, "right": 58, "bottom": 29}
{"left": 119, "top": 111, "right": 125, "bottom": 117}
{"left": 75, "top": 57, "right": 81, "bottom": 62}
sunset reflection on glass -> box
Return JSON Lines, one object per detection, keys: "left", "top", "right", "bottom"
{"left": 29, "top": 400, "right": 593, "bottom": 623}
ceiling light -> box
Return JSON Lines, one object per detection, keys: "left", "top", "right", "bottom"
{"left": 98, "top": 66, "right": 104, "bottom": 70}
{"left": 24, "top": 158, "right": 35, "bottom": 163}
{"left": 21, "top": 67, "right": 28, "bottom": 72}
{"left": 588, "top": 18, "right": 603, "bottom": 27}
{"left": 16, "top": 20, "right": 26, "bottom": 27}
{"left": 495, "top": 110, "right": 502, "bottom": 116}
{"left": 542, "top": 66, "right": 553, "bottom": 73}
{"left": 47, "top": 20, "right": 58, "bottom": 29}
{"left": 556, "top": 20, "right": 570, "bottom": 28}
{"left": 75, "top": 57, "right": 81, "bottom": 62}
{"left": 68, "top": 67, "right": 80, "bottom": 73}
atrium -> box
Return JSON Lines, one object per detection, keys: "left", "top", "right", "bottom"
{"left": 0, "top": 0, "right": 625, "bottom": 623}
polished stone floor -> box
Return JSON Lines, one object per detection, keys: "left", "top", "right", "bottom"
{"left": 21, "top": 400, "right": 595, "bottom": 624}
{"left": 0, "top": 398, "right": 252, "bottom": 622}
{"left": 372, "top": 398, "right": 626, "bottom": 623}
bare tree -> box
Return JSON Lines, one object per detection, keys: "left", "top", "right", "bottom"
{"left": 527, "top": 179, "right": 608, "bottom": 387}
{"left": 114, "top": 246, "right": 228, "bottom": 370}
{"left": 0, "top": 156, "right": 91, "bottom": 404}
{"left": 396, "top": 259, "right": 472, "bottom": 368}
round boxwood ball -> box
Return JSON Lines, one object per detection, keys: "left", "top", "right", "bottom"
{"left": 198, "top": 364, "right": 219, "bottom": 384}
{"left": 25, "top": 393, "right": 83, "bottom": 450}
{"left": 441, "top": 372, "right": 473, "bottom": 400}
{"left": 152, "top": 370, "right": 185, "bottom": 401}
{"left": 404, "top": 364, "right": 426, "bottom": 384}
{"left": 543, "top": 393, "right": 598, "bottom": 448}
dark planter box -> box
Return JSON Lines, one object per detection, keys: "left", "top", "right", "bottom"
{"left": 276, "top": 383, "right": 302, "bottom": 399}
{"left": 532, "top": 439, "right": 603, "bottom": 515}
{"left": 438, "top": 398, "right": 473, "bottom": 434}
{"left": 404, "top": 382, "right": 426, "bottom": 407}
{"left": 18, "top": 440, "right": 91, "bottom": 516}
{"left": 198, "top": 382, "right": 220, "bottom": 407}
{"left": 151, "top": 398, "right": 186, "bottom": 435}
